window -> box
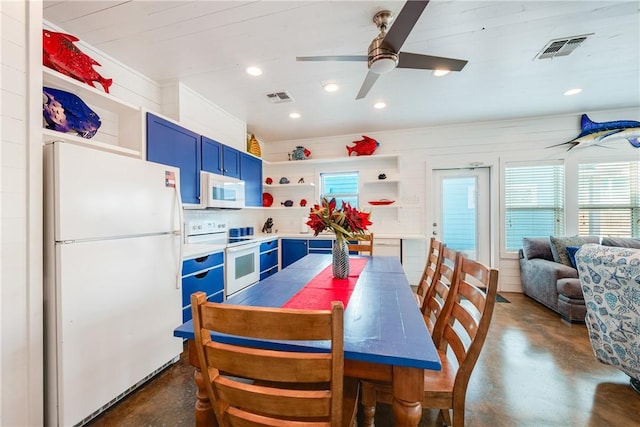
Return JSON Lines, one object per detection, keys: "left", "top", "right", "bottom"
{"left": 578, "top": 161, "right": 640, "bottom": 237}
{"left": 320, "top": 172, "right": 359, "bottom": 207}
{"left": 504, "top": 163, "right": 564, "bottom": 251}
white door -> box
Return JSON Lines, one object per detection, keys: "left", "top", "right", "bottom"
{"left": 431, "top": 168, "right": 490, "bottom": 264}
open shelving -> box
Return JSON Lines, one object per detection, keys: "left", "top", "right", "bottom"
{"left": 42, "top": 67, "right": 143, "bottom": 158}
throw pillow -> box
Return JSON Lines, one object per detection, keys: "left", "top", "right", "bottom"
{"left": 549, "top": 235, "right": 599, "bottom": 267}
{"left": 565, "top": 245, "right": 581, "bottom": 268}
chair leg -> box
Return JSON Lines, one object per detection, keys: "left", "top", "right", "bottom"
{"left": 361, "top": 383, "right": 377, "bottom": 427}
{"left": 439, "top": 408, "right": 452, "bottom": 426}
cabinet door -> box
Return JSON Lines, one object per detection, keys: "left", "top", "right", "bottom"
{"left": 201, "top": 136, "right": 223, "bottom": 175}
{"left": 146, "top": 113, "right": 201, "bottom": 204}
{"left": 223, "top": 146, "right": 240, "bottom": 178}
{"left": 240, "top": 153, "right": 263, "bottom": 207}
{"left": 281, "top": 239, "right": 308, "bottom": 268}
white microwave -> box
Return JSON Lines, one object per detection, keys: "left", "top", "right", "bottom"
{"left": 201, "top": 171, "right": 245, "bottom": 209}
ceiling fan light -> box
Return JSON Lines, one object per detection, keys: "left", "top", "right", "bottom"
{"left": 564, "top": 88, "right": 582, "bottom": 96}
{"left": 433, "top": 69, "right": 450, "bottom": 77}
{"left": 373, "top": 102, "right": 386, "bottom": 109}
{"left": 370, "top": 57, "right": 397, "bottom": 74}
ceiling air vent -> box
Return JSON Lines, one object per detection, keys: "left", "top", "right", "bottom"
{"left": 265, "top": 91, "right": 294, "bottom": 104}
{"left": 536, "top": 34, "right": 593, "bottom": 60}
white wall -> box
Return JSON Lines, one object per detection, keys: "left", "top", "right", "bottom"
{"left": 1, "top": 1, "right": 43, "bottom": 425}
{"left": 262, "top": 107, "right": 640, "bottom": 292}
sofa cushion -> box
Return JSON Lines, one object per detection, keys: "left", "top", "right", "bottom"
{"left": 557, "top": 278, "right": 583, "bottom": 299}
{"left": 522, "top": 237, "right": 554, "bottom": 261}
{"left": 566, "top": 245, "right": 581, "bottom": 268}
{"left": 549, "top": 235, "right": 599, "bottom": 267}
{"left": 601, "top": 236, "right": 640, "bottom": 249}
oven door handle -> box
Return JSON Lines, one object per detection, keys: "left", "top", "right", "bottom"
{"left": 226, "top": 243, "right": 260, "bottom": 253}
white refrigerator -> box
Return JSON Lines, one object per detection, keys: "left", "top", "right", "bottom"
{"left": 43, "top": 141, "right": 184, "bottom": 426}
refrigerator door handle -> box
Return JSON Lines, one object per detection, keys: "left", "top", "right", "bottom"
{"left": 173, "top": 185, "right": 184, "bottom": 289}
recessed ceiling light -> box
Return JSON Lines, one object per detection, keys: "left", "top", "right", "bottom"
{"left": 323, "top": 82, "right": 339, "bottom": 92}
{"left": 373, "top": 102, "right": 386, "bottom": 109}
{"left": 289, "top": 112, "right": 301, "bottom": 119}
{"left": 564, "top": 88, "right": 582, "bottom": 96}
{"left": 246, "top": 66, "right": 262, "bottom": 76}
{"left": 433, "top": 69, "right": 450, "bottom": 77}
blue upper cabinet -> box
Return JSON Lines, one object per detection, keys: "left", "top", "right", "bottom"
{"left": 146, "top": 112, "right": 201, "bottom": 205}
{"left": 240, "top": 152, "right": 262, "bottom": 207}
{"left": 202, "top": 136, "right": 240, "bottom": 179}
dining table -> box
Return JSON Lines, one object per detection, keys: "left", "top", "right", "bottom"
{"left": 173, "top": 254, "right": 441, "bottom": 426}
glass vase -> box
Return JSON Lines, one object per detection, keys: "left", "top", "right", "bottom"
{"left": 332, "top": 238, "right": 350, "bottom": 279}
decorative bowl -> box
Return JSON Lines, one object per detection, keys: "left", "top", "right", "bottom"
{"left": 262, "top": 192, "right": 274, "bottom": 207}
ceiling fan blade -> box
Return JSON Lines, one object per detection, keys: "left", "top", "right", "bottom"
{"left": 296, "top": 55, "right": 368, "bottom": 62}
{"left": 381, "top": 0, "right": 430, "bottom": 52}
{"left": 356, "top": 71, "right": 380, "bottom": 100}
{"left": 397, "top": 52, "right": 468, "bottom": 71}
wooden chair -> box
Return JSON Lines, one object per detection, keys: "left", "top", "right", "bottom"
{"left": 347, "top": 232, "right": 374, "bottom": 256}
{"left": 361, "top": 257, "right": 499, "bottom": 427}
{"left": 421, "top": 246, "right": 459, "bottom": 343}
{"left": 191, "top": 292, "right": 359, "bottom": 427}
{"left": 414, "top": 237, "right": 444, "bottom": 308}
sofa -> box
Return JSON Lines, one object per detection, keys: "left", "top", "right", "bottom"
{"left": 575, "top": 244, "right": 640, "bottom": 394}
{"left": 519, "top": 236, "right": 640, "bottom": 323}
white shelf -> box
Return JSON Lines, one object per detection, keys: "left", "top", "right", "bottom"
{"left": 42, "top": 67, "right": 143, "bottom": 157}
{"left": 42, "top": 129, "right": 141, "bottom": 157}
{"left": 262, "top": 206, "right": 310, "bottom": 210}
{"left": 263, "top": 183, "right": 315, "bottom": 188}
{"left": 363, "top": 179, "right": 399, "bottom": 184}
{"left": 263, "top": 154, "right": 399, "bottom": 166}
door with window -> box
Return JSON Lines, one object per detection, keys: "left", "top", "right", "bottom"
{"left": 431, "top": 168, "right": 490, "bottom": 264}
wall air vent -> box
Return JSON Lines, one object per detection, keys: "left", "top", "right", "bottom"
{"left": 265, "top": 91, "right": 294, "bottom": 104}
{"left": 536, "top": 33, "right": 593, "bottom": 60}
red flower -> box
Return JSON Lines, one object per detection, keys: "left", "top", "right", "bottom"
{"left": 307, "top": 197, "right": 372, "bottom": 243}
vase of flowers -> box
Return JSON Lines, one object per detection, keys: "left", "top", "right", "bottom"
{"left": 306, "top": 197, "right": 373, "bottom": 279}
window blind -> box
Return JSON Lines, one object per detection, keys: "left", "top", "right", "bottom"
{"left": 578, "top": 161, "right": 639, "bottom": 237}
{"left": 504, "top": 163, "right": 564, "bottom": 251}
{"left": 320, "top": 172, "right": 359, "bottom": 207}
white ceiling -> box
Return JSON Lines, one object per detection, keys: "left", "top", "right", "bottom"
{"left": 43, "top": 1, "right": 640, "bottom": 142}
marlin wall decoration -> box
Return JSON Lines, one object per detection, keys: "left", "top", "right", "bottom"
{"left": 549, "top": 114, "right": 640, "bottom": 150}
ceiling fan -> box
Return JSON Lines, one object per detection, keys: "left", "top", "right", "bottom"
{"left": 296, "top": 1, "right": 468, "bottom": 100}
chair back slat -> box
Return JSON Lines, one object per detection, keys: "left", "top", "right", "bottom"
{"left": 191, "top": 292, "right": 345, "bottom": 426}
{"left": 416, "top": 238, "right": 444, "bottom": 306}
{"left": 347, "top": 233, "right": 374, "bottom": 256}
{"left": 423, "top": 247, "right": 459, "bottom": 345}
{"left": 440, "top": 256, "right": 499, "bottom": 385}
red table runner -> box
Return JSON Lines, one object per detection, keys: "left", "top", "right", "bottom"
{"left": 282, "top": 258, "right": 368, "bottom": 310}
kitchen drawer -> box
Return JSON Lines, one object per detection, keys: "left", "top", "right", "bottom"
{"left": 309, "top": 239, "right": 332, "bottom": 249}
{"left": 182, "top": 290, "right": 223, "bottom": 322}
{"left": 182, "top": 251, "right": 224, "bottom": 276}
{"left": 260, "top": 266, "right": 278, "bottom": 281}
{"left": 260, "top": 239, "right": 278, "bottom": 252}
{"left": 260, "top": 249, "right": 278, "bottom": 271}
{"left": 181, "top": 265, "right": 224, "bottom": 307}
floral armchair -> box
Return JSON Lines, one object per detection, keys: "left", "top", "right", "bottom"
{"left": 575, "top": 244, "right": 640, "bottom": 393}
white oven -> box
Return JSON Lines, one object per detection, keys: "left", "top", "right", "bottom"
{"left": 225, "top": 242, "right": 260, "bottom": 296}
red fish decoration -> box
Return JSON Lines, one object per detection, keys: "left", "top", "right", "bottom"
{"left": 346, "top": 135, "right": 380, "bottom": 156}
{"left": 43, "top": 30, "right": 113, "bottom": 93}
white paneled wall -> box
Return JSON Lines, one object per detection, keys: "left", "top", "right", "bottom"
{"left": 262, "top": 107, "right": 640, "bottom": 292}
{"left": 1, "top": 1, "right": 43, "bottom": 425}
{"left": 161, "top": 81, "right": 247, "bottom": 151}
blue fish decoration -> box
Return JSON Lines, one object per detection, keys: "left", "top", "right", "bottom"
{"left": 43, "top": 87, "right": 101, "bottom": 139}
{"left": 549, "top": 114, "right": 640, "bottom": 150}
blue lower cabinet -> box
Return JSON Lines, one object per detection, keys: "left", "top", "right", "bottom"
{"left": 181, "top": 258, "right": 224, "bottom": 322}
{"left": 260, "top": 266, "right": 278, "bottom": 281}
{"left": 309, "top": 239, "right": 332, "bottom": 254}
{"left": 259, "top": 239, "right": 279, "bottom": 279}
{"left": 281, "top": 239, "right": 308, "bottom": 268}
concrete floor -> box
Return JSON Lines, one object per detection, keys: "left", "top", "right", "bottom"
{"left": 87, "top": 293, "right": 639, "bottom": 427}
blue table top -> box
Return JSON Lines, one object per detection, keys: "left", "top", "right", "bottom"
{"left": 174, "top": 254, "right": 441, "bottom": 370}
